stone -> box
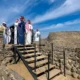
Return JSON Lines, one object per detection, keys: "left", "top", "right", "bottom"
{"left": 72, "top": 67, "right": 77, "bottom": 72}
{"left": 66, "top": 64, "right": 71, "bottom": 70}
{"left": 66, "top": 70, "right": 71, "bottom": 75}
{"left": 71, "top": 73, "right": 78, "bottom": 78}
{"left": 78, "top": 75, "right": 80, "bottom": 79}
{"left": 76, "top": 69, "right": 80, "bottom": 74}
{"left": 0, "top": 66, "right": 25, "bottom": 80}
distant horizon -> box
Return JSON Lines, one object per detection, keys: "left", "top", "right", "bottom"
{"left": 0, "top": 0, "right": 80, "bottom": 38}
{"left": 42, "top": 30, "right": 80, "bottom": 39}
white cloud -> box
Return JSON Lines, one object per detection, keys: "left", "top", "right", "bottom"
{"left": 32, "top": 0, "right": 80, "bottom": 24}
{"left": 50, "top": 0, "right": 55, "bottom": 3}
{"left": 40, "top": 19, "right": 80, "bottom": 31}
{"left": 0, "top": 0, "right": 38, "bottom": 25}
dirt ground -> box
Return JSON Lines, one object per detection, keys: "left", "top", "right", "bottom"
{"left": 7, "top": 61, "right": 34, "bottom": 80}
{"left": 7, "top": 62, "right": 79, "bottom": 80}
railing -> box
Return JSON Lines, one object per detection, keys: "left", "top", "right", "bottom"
{"left": 12, "top": 42, "right": 68, "bottom": 80}
{"left": 63, "top": 50, "right": 66, "bottom": 76}
{"left": 50, "top": 43, "right": 66, "bottom": 76}
{"left": 51, "top": 43, "right": 53, "bottom": 64}
{"left": 39, "top": 35, "right": 41, "bottom": 52}
{"left": 13, "top": 46, "right": 38, "bottom": 80}
{"left": 34, "top": 43, "right": 36, "bottom": 72}
{"left": 48, "top": 54, "right": 50, "bottom": 80}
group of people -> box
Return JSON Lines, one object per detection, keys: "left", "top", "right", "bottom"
{"left": 0, "top": 16, "right": 40, "bottom": 45}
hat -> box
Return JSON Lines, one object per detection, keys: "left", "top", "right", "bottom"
{"left": 2, "top": 22, "right": 6, "bottom": 24}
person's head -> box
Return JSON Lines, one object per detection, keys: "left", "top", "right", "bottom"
{"left": 2, "top": 22, "right": 6, "bottom": 27}
{"left": 27, "top": 20, "right": 31, "bottom": 24}
{"left": 36, "top": 29, "right": 39, "bottom": 32}
{"left": 16, "top": 19, "right": 19, "bottom": 23}
{"left": 20, "top": 16, "right": 25, "bottom": 21}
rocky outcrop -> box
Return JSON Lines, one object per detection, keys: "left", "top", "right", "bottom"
{"left": 41, "top": 31, "right": 80, "bottom": 79}
{"left": 0, "top": 32, "right": 25, "bottom": 80}
{"left": 0, "top": 66, "right": 24, "bottom": 80}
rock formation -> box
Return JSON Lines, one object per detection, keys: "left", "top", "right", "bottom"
{"left": 41, "top": 31, "right": 80, "bottom": 79}
{"left": 0, "top": 31, "right": 25, "bottom": 80}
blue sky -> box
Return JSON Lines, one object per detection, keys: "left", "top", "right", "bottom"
{"left": 0, "top": 0, "right": 80, "bottom": 38}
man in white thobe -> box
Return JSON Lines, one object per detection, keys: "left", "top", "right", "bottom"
{"left": 34, "top": 29, "right": 40, "bottom": 41}
{"left": 1, "top": 22, "right": 8, "bottom": 44}
{"left": 14, "top": 19, "right": 19, "bottom": 44}
{"left": 7, "top": 28, "right": 11, "bottom": 44}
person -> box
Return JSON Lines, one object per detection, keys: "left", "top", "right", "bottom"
{"left": 14, "top": 19, "right": 19, "bottom": 44}
{"left": 1, "top": 22, "right": 8, "bottom": 45}
{"left": 9, "top": 26, "right": 14, "bottom": 44}
{"left": 34, "top": 29, "right": 40, "bottom": 41}
{"left": 7, "top": 27, "right": 11, "bottom": 44}
{"left": 25, "top": 20, "right": 33, "bottom": 45}
{"left": 17, "top": 16, "right": 25, "bottom": 44}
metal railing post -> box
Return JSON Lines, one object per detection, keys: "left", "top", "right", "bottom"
{"left": 39, "top": 35, "right": 41, "bottom": 52}
{"left": 34, "top": 44, "right": 36, "bottom": 72}
{"left": 59, "top": 59, "right": 62, "bottom": 73}
{"left": 63, "top": 50, "right": 66, "bottom": 76}
{"left": 51, "top": 43, "right": 53, "bottom": 64}
{"left": 14, "top": 47, "right": 17, "bottom": 64}
{"left": 48, "top": 54, "right": 50, "bottom": 80}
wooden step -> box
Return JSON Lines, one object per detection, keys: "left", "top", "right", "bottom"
{"left": 25, "top": 55, "right": 47, "bottom": 63}
{"left": 38, "top": 69, "right": 61, "bottom": 80}
{"left": 22, "top": 52, "right": 42, "bottom": 58}
{"left": 29, "top": 60, "right": 48, "bottom": 69}
{"left": 19, "top": 50, "right": 37, "bottom": 53}
{"left": 17, "top": 47, "right": 35, "bottom": 50}
{"left": 49, "top": 69, "right": 61, "bottom": 80}
{"left": 33, "top": 65, "right": 55, "bottom": 76}
{"left": 16, "top": 44, "right": 34, "bottom": 47}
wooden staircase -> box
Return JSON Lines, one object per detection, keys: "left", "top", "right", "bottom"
{"left": 13, "top": 44, "right": 66, "bottom": 80}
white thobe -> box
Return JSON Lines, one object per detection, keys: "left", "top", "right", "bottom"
{"left": 34, "top": 31, "right": 40, "bottom": 41}
{"left": 14, "top": 23, "right": 18, "bottom": 44}
{"left": 7, "top": 29, "right": 11, "bottom": 44}
{"left": 3, "top": 26, "right": 7, "bottom": 44}
{"left": 25, "top": 24, "right": 33, "bottom": 45}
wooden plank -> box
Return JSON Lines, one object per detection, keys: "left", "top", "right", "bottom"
{"left": 25, "top": 55, "right": 47, "bottom": 63}
{"left": 29, "top": 59, "right": 48, "bottom": 68}
{"left": 33, "top": 65, "right": 55, "bottom": 75}
{"left": 22, "top": 52, "right": 42, "bottom": 57}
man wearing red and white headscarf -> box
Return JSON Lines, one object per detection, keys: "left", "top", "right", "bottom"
{"left": 25, "top": 20, "right": 33, "bottom": 45}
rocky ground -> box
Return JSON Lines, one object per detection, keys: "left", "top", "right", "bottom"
{"left": 41, "top": 31, "right": 80, "bottom": 79}
{"left": 0, "top": 33, "right": 25, "bottom": 80}
{"left": 0, "top": 31, "right": 80, "bottom": 80}
{"left": 0, "top": 49, "right": 25, "bottom": 80}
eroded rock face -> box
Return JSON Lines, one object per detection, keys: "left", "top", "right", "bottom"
{"left": 41, "top": 31, "right": 80, "bottom": 79}
{"left": 0, "top": 34, "right": 24, "bottom": 80}
{"left": 0, "top": 66, "right": 24, "bottom": 80}
{"left": 0, "top": 50, "right": 14, "bottom": 66}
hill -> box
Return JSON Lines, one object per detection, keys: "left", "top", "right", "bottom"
{"left": 47, "top": 31, "right": 80, "bottom": 48}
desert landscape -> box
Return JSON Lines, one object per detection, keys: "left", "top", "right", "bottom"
{"left": 0, "top": 30, "right": 80, "bottom": 80}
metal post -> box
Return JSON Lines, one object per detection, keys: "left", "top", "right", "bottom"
{"left": 59, "top": 59, "right": 62, "bottom": 73}
{"left": 63, "top": 50, "right": 66, "bottom": 76}
{"left": 39, "top": 35, "right": 41, "bottom": 52}
{"left": 51, "top": 43, "right": 53, "bottom": 64}
{"left": 14, "top": 47, "right": 17, "bottom": 64}
{"left": 48, "top": 54, "right": 50, "bottom": 80}
{"left": 34, "top": 44, "right": 36, "bottom": 72}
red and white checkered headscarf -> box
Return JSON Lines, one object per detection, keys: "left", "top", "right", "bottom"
{"left": 25, "top": 22, "right": 30, "bottom": 31}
